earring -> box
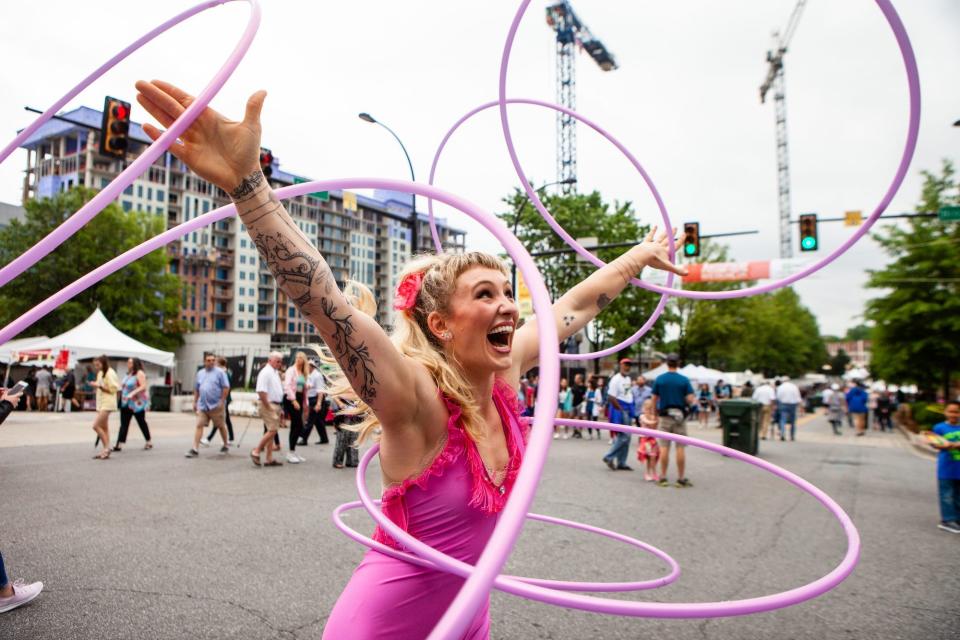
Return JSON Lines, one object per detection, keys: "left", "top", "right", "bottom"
{"left": 441, "top": 331, "right": 453, "bottom": 341}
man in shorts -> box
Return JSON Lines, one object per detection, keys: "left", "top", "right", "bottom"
{"left": 251, "top": 352, "right": 285, "bottom": 467}
{"left": 186, "top": 354, "right": 231, "bottom": 457}
{"left": 652, "top": 354, "right": 695, "bottom": 487}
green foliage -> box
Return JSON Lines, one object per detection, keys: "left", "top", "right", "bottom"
{"left": 828, "top": 348, "right": 851, "bottom": 374}
{"left": 910, "top": 401, "right": 945, "bottom": 430}
{"left": 843, "top": 324, "right": 873, "bottom": 341}
{"left": 0, "top": 187, "right": 187, "bottom": 351}
{"left": 497, "top": 187, "right": 671, "bottom": 357}
{"left": 866, "top": 159, "right": 960, "bottom": 399}
{"left": 676, "top": 242, "right": 827, "bottom": 376}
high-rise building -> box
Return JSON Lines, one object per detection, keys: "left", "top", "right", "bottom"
{"left": 18, "top": 106, "right": 466, "bottom": 345}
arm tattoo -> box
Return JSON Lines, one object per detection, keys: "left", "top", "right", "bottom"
{"left": 253, "top": 231, "right": 319, "bottom": 306}
{"left": 319, "top": 298, "right": 379, "bottom": 403}
{"left": 251, "top": 227, "right": 379, "bottom": 404}
{"left": 597, "top": 293, "right": 611, "bottom": 309}
{"left": 230, "top": 170, "right": 264, "bottom": 202}
{"left": 563, "top": 314, "right": 575, "bottom": 327}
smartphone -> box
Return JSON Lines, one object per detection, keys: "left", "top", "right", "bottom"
{"left": 7, "top": 380, "right": 29, "bottom": 395}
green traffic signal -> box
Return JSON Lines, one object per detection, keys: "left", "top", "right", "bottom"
{"left": 684, "top": 243, "right": 697, "bottom": 256}
{"left": 801, "top": 236, "right": 817, "bottom": 250}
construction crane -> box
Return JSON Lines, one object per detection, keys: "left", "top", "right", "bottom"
{"left": 545, "top": 1, "right": 617, "bottom": 194}
{"left": 759, "top": 0, "right": 807, "bottom": 259}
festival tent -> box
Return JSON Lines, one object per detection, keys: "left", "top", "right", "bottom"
{"left": 0, "top": 336, "right": 50, "bottom": 363}
{"left": 26, "top": 308, "right": 175, "bottom": 368}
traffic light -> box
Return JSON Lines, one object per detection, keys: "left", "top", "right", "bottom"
{"left": 799, "top": 213, "right": 819, "bottom": 251}
{"left": 682, "top": 222, "right": 700, "bottom": 257}
{"left": 99, "top": 96, "right": 131, "bottom": 158}
{"left": 259, "top": 148, "right": 274, "bottom": 179}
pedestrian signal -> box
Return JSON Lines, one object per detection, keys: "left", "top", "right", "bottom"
{"left": 682, "top": 222, "right": 700, "bottom": 257}
{"left": 799, "top": 214, "right": 819, "bottom": 252}
{"left": 99, "top": 96, "right": 131, "bottom": 158}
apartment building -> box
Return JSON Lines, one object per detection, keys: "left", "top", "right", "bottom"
{"left": 18, "top": 106, "right": 466, "bottom": 345}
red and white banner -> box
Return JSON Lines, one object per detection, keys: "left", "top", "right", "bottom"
{"left": 644, "top": 259, "right": 810, "bottom": 285}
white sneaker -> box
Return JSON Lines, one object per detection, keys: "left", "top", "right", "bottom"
{"left": 199, "top": 437, "right": 210, "bottom": 448}
{"left": 286, "top": 452, "right": 301, "bottom": 464}
{"left": 0, "top": 579, "right": 43, "bottom": 614}
{"left": 553, "top": 432, "right": 560, "bottom": 439}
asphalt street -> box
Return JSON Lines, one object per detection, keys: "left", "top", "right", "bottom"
{"left": 0, "top": 410, "right": 957, "bottom": 640}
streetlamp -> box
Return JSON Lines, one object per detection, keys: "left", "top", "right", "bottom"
{"left": 358, "top": 112, "right": 418, "bottom": 253}
{"left": 510, "top": 177, "right": 577, "bottom": 293}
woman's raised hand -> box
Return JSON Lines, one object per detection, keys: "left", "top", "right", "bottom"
{"left": 135, "top": 80, "right": 266, "bottom": 194}
{"left": 635, "top": 226, "right": 688, "bottom": 277}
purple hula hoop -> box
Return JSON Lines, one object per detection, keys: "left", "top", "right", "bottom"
{"left": 496, "top": 0, "right": 921, "bottom": 301}
{"left": 332, "top": 493, "right": 680, "bottom": 593}
{"left": 425, "top": 98, "right": 675, "bottom": 360}
{"left": 0, "top": 0, "right": 261, "bottom": 288}
{"left": 348, "top": 418, "right": 858, "bottom": 624}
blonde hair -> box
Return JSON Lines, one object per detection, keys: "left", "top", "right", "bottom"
{"left": 324, "top": 252, "right": 508, "bottom": 444}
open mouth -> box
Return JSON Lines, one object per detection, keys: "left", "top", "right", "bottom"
{"left": 486, "top": 324, "right": 514, "bottom": 352}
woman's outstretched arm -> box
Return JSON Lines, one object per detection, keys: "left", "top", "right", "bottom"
{"left": 510, "top": 228, "right": 686, "bottom": 374}
{"left": 134, "top": 80, "right": 431, "bottom": 426}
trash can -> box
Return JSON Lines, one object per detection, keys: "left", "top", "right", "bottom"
{"left": 149, "top": 385, "right": 172, "bottom": 412}
{"left": 719, "top": 399, "right": 761, "bottom": 455}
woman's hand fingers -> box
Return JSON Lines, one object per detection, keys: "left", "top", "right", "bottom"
{"left": 136, "top": 93, "right": 176, "bottom": 129}
{"left": 141, "top": 123, "right": 190, "bottom": 163}
{"left": 244, "top": 90, "right": 267, "bottom": 127}
{"left": 644, "top": 225, "right": 657, "bottom": 243}
{"left": 135, "top": 80, "right": 186, "bottom": 122}
{"left": 152, "top": 79, "right": 196, "bottom": 109}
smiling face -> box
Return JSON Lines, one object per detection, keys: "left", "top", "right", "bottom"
{"left": 430, "top": 266, "right": 518, "bottom": 375}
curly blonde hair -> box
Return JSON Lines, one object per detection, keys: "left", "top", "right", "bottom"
{"left": 322, "top": 252, "right": 508, "bottom": 444}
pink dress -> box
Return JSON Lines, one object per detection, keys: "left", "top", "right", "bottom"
{"left": 322, "top": 379, "right": 526, "bottom": 640}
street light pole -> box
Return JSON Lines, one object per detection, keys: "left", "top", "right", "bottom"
{"left": 358, "top": 112, "right": 418, "bottom": 254}
{"left": 511, "top": 178, "right": 577, "bottom": 293}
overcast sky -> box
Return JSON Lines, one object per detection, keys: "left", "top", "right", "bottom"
{"left": 1, "top": 0, "right": 957, "bottom": 338}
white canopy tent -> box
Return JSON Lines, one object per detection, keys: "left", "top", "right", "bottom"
{"left": 26, "top": 308, "right": 175, "bottom": 368}
{"left": 0, "top": 335, "right": 50, "bottom": 363}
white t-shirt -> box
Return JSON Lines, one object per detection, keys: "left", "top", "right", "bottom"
{"left": 607, "top": 373, "right": 633, "bottom": 403}
{"left": 307, "top": 369, "right": 326, "bottom": 399}
{"left": 752, "top": 384, "right": 776, "bottom": 406}
{"left": 776, "top": 381, "right": 802, "bottom": 405}
{"left": 256, "top": 364, "right": 284, "bottom": 403}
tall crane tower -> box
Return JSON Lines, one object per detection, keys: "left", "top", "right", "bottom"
{"left": 545, "top": 1, "right": 617, "bottom": 194}
{"left": 759, "top": 0, "right": 807, "bottom": 258}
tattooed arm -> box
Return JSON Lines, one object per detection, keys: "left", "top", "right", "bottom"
{"left": 510, "top": 227, "right": 687, "bottom": 374}
{"left": 135, "top": 80, "right": 431, "bottom": 427}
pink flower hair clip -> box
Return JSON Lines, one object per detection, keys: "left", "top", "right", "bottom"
{"left": 393, "top": 272, "right": 425, "bottom": 311}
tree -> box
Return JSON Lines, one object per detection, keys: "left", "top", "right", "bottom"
{"left": 829, "top": 348, "right": 851, "bottom": 374}
{"left": 866, "top": 159, "right": 960, "bottom": 400}
{"left": 843, "top": 323, "right": 873, "bottom": 341}
{"left": 498, "top": 188, "right": 671, "bottom": 362}
{"left": 0, "top": 187, "right": 187, "bottom": 351}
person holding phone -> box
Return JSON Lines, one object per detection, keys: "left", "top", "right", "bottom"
{"left": 90, "top": 355, "right": 120, "bottom": 460}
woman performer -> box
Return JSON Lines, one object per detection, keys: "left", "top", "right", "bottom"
{"left": 134, "top": 79, "right": 685, "bottom": 639}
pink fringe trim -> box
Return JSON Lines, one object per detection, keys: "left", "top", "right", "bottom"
{"left": 372, "top": 378, "right": 526, "bottom": 550}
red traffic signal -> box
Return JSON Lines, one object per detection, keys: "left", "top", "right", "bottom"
{"left": 99, "top": 96, "right": 131, "bottom": 158}
{"left": 259, "top": 148, "right": 274, "bottom": 179}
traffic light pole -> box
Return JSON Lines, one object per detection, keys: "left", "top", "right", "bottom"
{"left": 790, "top": 212, "right": 937, "bottom": 223}
{"left": 24, "top": 106, "right": 99, "bottom": 131}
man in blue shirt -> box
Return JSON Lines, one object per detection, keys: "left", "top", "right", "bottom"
{"left": 187, "top": 353, "right": 230, "bottom": 458}
{"left": 931, "top": 401, "right": 960, "bottom": 534}
{"left": 652, "top": 354, "right": 695, "bottom": 487}
{"left": 845, "top": 381, "right": 869, "bottom": 437}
